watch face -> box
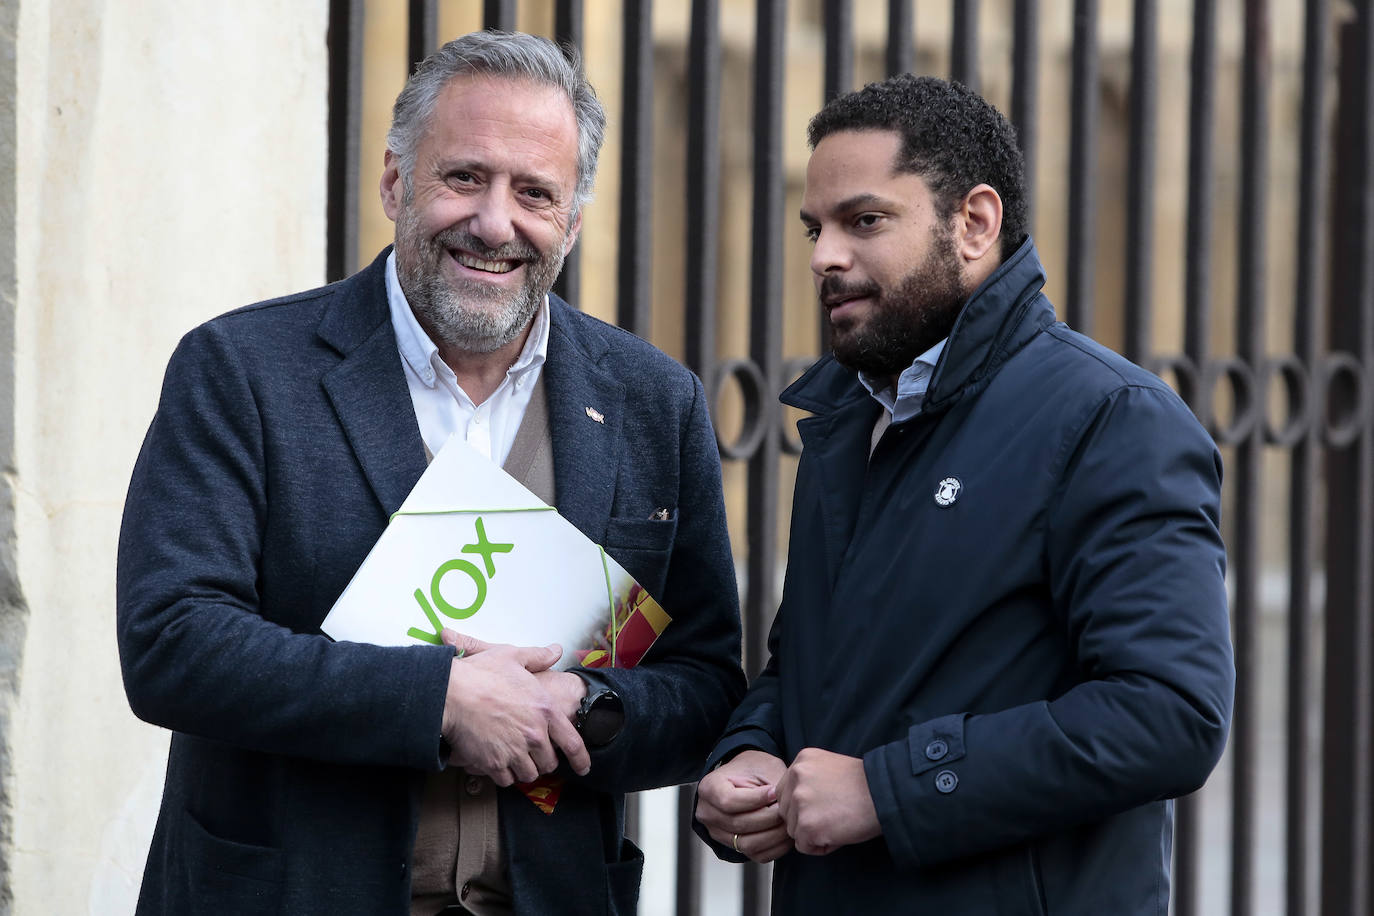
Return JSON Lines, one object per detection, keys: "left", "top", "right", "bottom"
{"left": 578, "top": 689, "right": 624, "bottom": 747}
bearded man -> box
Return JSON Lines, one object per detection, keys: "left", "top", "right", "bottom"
{"left": 117, "top": 31, "right": 744, "bottom": 916}
{"left": 693, "top": 75, "right": 1234, "bottom": 915}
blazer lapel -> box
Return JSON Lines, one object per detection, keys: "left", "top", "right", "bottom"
{"left": 318, "top": 252, "right": 428, "bottom": 516}
{"left": 542, "top": 298, "right": 626, "bottom": 545}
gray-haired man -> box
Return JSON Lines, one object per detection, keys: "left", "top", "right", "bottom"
{"left": 118, "top": 31, "right": 744, "bottom": 916}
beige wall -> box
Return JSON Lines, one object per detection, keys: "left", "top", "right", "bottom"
{"left": 1, "top": 2, "right": 329, "bottom": 912}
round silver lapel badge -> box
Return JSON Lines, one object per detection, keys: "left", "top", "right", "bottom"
{"left": 934, "top": 476, "right": 962, "bottom": 508}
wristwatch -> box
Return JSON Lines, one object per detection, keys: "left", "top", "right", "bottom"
{"left": 575, "top": 686, "right": 624, "bottom": 748}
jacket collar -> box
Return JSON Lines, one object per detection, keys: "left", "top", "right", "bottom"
{"left": 316, "top": 249, "right": 625, "bottom": 542}
{"left": 319, "top": 248, "right": 429, "bottom": 515}
{"left": 782, "top": 236, "right": 1056, "bottom": 418}
{"left": 542, "top": 296, "right": 624, "bottom": 544}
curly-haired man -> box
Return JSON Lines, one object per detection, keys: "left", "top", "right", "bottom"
{"left": 694, "top": 75, "right": 1233, "bottom": 915}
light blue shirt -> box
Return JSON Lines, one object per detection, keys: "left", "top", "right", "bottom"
{"left": 858, "top": 338, "right": 947, "bottom": 423}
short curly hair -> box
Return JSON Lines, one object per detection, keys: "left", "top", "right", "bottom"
{"left": 807, "top": 75, "right": 1027, "bottom": 261}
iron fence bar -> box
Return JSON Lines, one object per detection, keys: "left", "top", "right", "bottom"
{"left": 684, "top": 0, "right": 720, "bottom": 384}
{"left": 617, "top": 0, "right": 654, "bottom": 337}
{"left": 1229, "top": 5, "right": 1270, "bottom": 915}
{"left": 1011, "top": 0, "right": 1038, "bottom": 231}
{"left": 1182, "top": 0, "right": 1217, "bottom": 426}
{"left": 821, "top": 0, "right": 851, "bottom": 353}
{"left": 326, "top": 0, "right": 364, "bottom": 283}
{"left": 553, "top": 0, "right": 584, "bottom": 305}
{"left": 1066, "top": 0, "right": 1099, "bottom": 335}
{"left": 743, "top": 1, "right": 787, "bottom": 913}
{"left": 1286, "top": 5, "right": 1330, "bottom": 914}
{"left": 407, "top": 0, "right": 437, "bottom": 70}
{"left": 1122, "top": 0, "right": 1156, "bottom": 365}
{"left": 950, "top": 0, "right": 979, "bottom": 91}
{"left": 1322, "top": 5, "right": 1374, "bottom": 913}
{"left": 613, "top": 0, "right": 655, "bottom": 848}
{"left": 677, "top": 4, "right": 721, "bottom": 912}
{"left": 483, "top": 0, "right": 516, "bottom": 32}
{"left": 1363, "top": 13, "right": 1374, "bottom": 908}
{"left": 675, "top": 786, "right": 701, "bottom": 916}
{"left": 555, "top": 0, "right": 583, "bottom": 48}
{"left": 886, "top": 0, "right": 912, "bottom": 77}
{"left": 823, "top": 0, "right": 852, "bottom": 102}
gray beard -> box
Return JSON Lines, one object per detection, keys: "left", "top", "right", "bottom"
{"left": 394, "top": 208, "right": 566, "bottom": 354}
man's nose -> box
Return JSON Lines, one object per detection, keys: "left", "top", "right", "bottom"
{"left": 467, "top": 187, "right": 518, "bottom": 249}
{"left": 810, "top": 229, "right": 850, "bottom": 276}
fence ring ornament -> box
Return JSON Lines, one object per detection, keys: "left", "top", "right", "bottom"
{"left": 709, "top": 357, "right": 769, "bottom": 461}
{"left": 1320, "top": 352, "right": 1367, "bottom": 448}
{"left": 1261, "top": 355, "right": 1314, "bottom": 447}
{"left": 1202, "top": 357, "right": 1260, "bottom": 446}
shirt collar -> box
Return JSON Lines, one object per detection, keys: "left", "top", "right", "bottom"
{"left": 385, "top": 249, "right": 549, "bottom": 390}
{"left": 858, "top": 338, "right": 947, "bottom": 423}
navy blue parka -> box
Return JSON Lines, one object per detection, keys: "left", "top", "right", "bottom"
{"left": 699, "top": 239, "right": 1234, "bottom": 915}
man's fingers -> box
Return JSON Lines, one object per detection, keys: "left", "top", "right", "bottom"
{"left": 752, "top": 836, "right": 796, "bottom": 863}
{"left": 743, "top": 825, "right": 794, "bottom": 863}
{"left": 717, "top": 823, "right": 792, "bottom": 863}
{"left": 697, "top": 797, "right": 785, "bottom": 840}
{"left": 509, "top": 643, "right": 563, "bottom": 673}
{"left": 550, "top": 713, "right": 591, "bottom": 776}
{"left": 701, "top": 780, "right": 776, "bottom": 815}
{"left": 440, "top": 629, "right": 492, "bottom": 656}
{"left": 529, "top": 735, "right": 560, "bottom": 777}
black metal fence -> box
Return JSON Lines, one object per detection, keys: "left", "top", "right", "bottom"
{"left": 326, "top": 2, "right": 1374, "bottom": 914}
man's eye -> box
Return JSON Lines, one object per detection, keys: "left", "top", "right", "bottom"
{"left": 855, "top": 214, "right": 881, "bottom": 229}
{"left": 803, "top": 226, "right": 820, "bottom": 242}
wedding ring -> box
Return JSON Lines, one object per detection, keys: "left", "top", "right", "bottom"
{"left": 732, "top": 833, "right": 741, "bottom": 853}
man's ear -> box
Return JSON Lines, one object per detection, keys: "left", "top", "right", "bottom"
{"left": 380, "top": 149, "right": 403, "bottom": 222}
{"left": 955, "top": 183, "right": 1003, "bottom": 264}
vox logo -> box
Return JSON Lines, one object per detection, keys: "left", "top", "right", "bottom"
{"left": 407, "top": 516, "right": 514, "bottom": 645}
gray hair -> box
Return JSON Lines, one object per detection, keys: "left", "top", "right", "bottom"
{"left": 387, "top": 30, "right": 607, "bottom": 211}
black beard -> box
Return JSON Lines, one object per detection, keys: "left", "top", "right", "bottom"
{"left": 826, "top": 229, "right": 967, "bottom": 378}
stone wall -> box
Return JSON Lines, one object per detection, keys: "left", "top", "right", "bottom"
{"left": 0, "top": 2, "right": 328, "bottom": 912}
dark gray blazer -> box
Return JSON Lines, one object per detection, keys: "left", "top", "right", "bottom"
{"left": 117, "top": 249, "right": 745, "bottom": 915}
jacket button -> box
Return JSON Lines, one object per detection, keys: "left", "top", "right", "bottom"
{"left": 465, "top": 776, "right": 484, "bottom": 796}
{"left": 934, "top": 770, "right": 959, "bottom": 794}
{"left": 460, "top": 881, "right": 472, "bottom": 900}
{"left": 924, "top": 739, "right": 948, "bottom": 761}
{"left": 400, "top": 862, "right": 408, "bottom": 877}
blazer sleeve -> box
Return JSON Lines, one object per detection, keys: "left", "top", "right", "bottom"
{"left": 862, "top": 384, "right": 1234, "bottom": 868}
{"left": 117, "top": 320, "right": 454, "bottom": 772}
{"left": 563, "top": 372, "right": 748, "bottom": 793}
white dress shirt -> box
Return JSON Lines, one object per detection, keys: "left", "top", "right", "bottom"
{"left": 386, "top": 251, "right": 548, "bottom": 466}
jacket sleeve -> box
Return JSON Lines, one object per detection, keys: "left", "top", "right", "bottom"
{"left": 566, "top": 373, "right": 748, "bottom": 793}
{"left": 863, "top": 384, "right": 1234, "bottom": 868}
{"left": 117, "top": 322, "right": 455, "bottom": 772}
{"left": 688, "top": 602, "right": 787, "bottom": 862}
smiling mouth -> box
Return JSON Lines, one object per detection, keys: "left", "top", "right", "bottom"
{"left": 453, "top": 250, "right": 520, "bottom": 274}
